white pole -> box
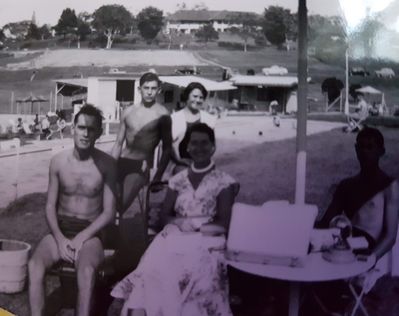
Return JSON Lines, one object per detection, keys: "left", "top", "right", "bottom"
{"left": 54, "top": 85, "right": 57, "bottom": 112}
{"left": 295, "top": 0, "right": 308, "bottom": 205}
{"left": 13, "top": 138, "right": 20, "bottom": 201}
{"left": 10, "top": 91, "right": 14, "bottom": 114}
{"left": 50, "top": 91, "right": 53, "bottom": 112}
{"left": 344, "top": 49, "right": 349, "bottom": 115}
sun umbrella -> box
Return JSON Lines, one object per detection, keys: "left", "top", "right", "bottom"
{"left": 16, "top": 95, "right": 48, "bottom": 115}
{"left": 356, "top": 86, "right": 382, "bottom": 95}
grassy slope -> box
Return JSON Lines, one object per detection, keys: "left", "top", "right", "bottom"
{"left": 1, "top": 127, "right": 399, "bottom": 315}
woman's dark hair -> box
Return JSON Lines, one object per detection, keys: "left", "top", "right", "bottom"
{"left": 186, "top": 122, "right": 215, "bottom": 145}
{"left": 181, "top": 82, "right": 208, "bottom": 103}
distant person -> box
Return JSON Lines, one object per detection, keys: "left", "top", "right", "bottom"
{"left": 41, "top": 115, "right": 51, "bottom": 139}
{"left": 16, "top": 117, "right": 24, "bottom": 134}
{"left": 169, "top": 82, "right": 217, "bottom": 174}
{"left": 111, "top": 72, "right": 172, "bottom": 214}
{"left": 33, "top": 114, "right": 41, "bottom": 132}
{"left": 352, "top": 94, "right": 369, "bottom": 120}
{"left": 314, "top": 127, "right": 399, "bottom": 314}
{"left": 28, "top": 104, "right": 117, "bottom": 316}
{"left": 270, "top": 100, "right": 281, "bottom": 127}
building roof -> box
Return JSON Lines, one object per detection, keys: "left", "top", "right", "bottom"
{"left": 160, "top": 75, "right": 237, "bottom": 91}
{"left": 54, "top": 79, "right": 88, "bottom": 96}
{"left": 54, "top": 76, "right": 236, "bottom": 93}
{"left": 54, "top": 78, "right": 88, "bottom": 88}
{"left": 167, "top": 10, "right": 259, "bottom": 22}
{"left": 230, "top": 75, "right": 302, "bottom": 88}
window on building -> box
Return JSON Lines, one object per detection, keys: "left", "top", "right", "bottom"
{"left": 116, "top": 80, "right": 135, "bottom": 102}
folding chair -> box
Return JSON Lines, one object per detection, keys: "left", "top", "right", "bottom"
{"left": 344, "top": 111, "right": 369, "bottom": 133}
{"left": 344, "top": 224, "right": 399, "bottom": 316}
{"left": 46, "top": 219, "right": 120, "bottom": 316}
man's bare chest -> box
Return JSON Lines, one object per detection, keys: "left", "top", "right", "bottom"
{"left": 125, "top": 107, "right": 163, "bottom": 133}
{"left": 59, "top": 165, "right": 103, "bottom": 197}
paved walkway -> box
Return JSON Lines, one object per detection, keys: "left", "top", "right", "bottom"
{"left": 0, "top": 117, "right": 345, "bottom": 209}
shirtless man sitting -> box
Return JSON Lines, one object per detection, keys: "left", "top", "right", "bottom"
{"left": 28, "top": 104, "right": 117, "bottom": 316}
{"left": 111, "top": 72, "right": 172, "bottom": 214}
{"left": 318, "top": 127, "right": 398, "bottom": 258}
{"left": 312, "top": 127, "right": 399, "bottom": 314}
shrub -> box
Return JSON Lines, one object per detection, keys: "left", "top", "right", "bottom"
{"left": 217, "top": 41, "right": 244, "bottom": 50}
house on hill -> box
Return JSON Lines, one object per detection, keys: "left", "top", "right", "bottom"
{"left": 3, "top": 21, "right": 31, "bottom": 40}
{"left": 165, "top": 10, "right": 259, "bottom": 34}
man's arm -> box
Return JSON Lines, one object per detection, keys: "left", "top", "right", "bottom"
{"left": 373, "top": 180, "right": 399, "bottom": 259}
{"left": 46, "top": 155, "right": 74, "bottom": 262}
{"left": 111, "top": 113, "right": 126, "bottom": 160}
{"left": 152, "top": 115, "right": 172, "bottom": 182}
{"left": 316, "top": 183, "right": 344, "bottom": 228}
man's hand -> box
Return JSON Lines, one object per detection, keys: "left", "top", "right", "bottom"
{"left": 150, "top": 180, "right": 167, "bottom": 193}
{"left": 56, "top": 236, "right": 75, "bottom": 263}
{"left": 178, "top": 158, "right": 191, "bottom": 167}
{"left": 71, "top": 233, "right": 87, "bottom": 261}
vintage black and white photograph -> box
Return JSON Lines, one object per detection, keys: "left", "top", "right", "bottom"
{"left": 0, "top": 0, "right": 399, "bottom": 315}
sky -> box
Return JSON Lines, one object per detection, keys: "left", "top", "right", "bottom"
{"left": 0, "top": 0, "right": 398, "bottom": 32}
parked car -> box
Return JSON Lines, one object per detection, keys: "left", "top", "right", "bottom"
{"left": 375, "top": 68, "right": 395, "bottom": 78}
{"left": 262, "top": 65, "right": 288, "bottom": 76}
{"left": 349, "top": 67, "right": 370, "bottom": 77}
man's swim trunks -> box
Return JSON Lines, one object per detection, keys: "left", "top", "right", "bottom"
{"left": 58, "top": 214, "right": 102, "bottom": 242}
{"left": 117, "top": 157, "right": 146, "bottom": 182}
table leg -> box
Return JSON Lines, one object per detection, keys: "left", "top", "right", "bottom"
{"left": 289, "top": 282, "right": 300, "bottom": 316}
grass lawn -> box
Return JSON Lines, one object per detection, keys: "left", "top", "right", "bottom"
{"left": 1, "top": 126, "right": 399, "bottom": 315}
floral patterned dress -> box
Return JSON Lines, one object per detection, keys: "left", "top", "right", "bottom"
{"left": 111, "top": 169, "right": 237, "bottom": 316}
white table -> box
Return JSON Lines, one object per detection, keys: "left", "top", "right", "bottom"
{"left": 228, "top": 252, "right": 375, "bottom": 316}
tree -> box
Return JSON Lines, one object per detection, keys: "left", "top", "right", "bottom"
{"left": 349, "top": 84, "right": 362, "bottom": 100}
{"left": 26, "top": 23, "right": 41, "bottom": 40}
{"left": 192, "top": 2, "right": 208, "bottom": 10}
{"left": 350, "top": 16, "right": 383, "bottom": 58}
{"left": 262, "top": 6, "right": 294, "bottom": 47}
{"left": 39, "top": 24, "right": 52, "bottom": 40}
{"left": 136, "top": 7, "right": 164, "bottom": 43}
{"left": 195, "top": 24, "right": 218, "bottom": 44}
{"left": 54, "top": 8, "right": 78, "bottom": 37}
{"left": 321, "top": 77, "right": 344, "bottom": 103}
{"left": 176, "top": 2, "right": 187, "bottom": 10}
{"left": 76, "top": 17, "right": 91, "bottom": 42}
{"left": 229, "top": 12, "right": 261, "bottom": 52}
{"left": 92, "top": 5, "right": 133, "bottom": 49}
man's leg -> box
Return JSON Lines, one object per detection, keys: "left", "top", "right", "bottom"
{"left": 28, "top": 234, "right": 61, "bottom": 316}
{"left": 121, "top": 172, "right": 148, "bottom": 215}
{"left": 75, "top": 237, "right": 104, "bottom": 316}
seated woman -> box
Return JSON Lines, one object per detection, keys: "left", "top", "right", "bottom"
{"left": 169, "top": 82, "right": 217, "bottom": 174}
{"left": 111, "top": 123, "right": 238, "bottom": 316}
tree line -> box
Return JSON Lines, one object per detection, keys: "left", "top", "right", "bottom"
{"left": 0, "top": 4, "right": 384, "bottom": 55}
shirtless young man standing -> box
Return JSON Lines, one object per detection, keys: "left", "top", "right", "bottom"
{"left": 111, "top": 72, "right": 172, "bottom": 214}
{"left": 28, "top": 104, "right": 117, "bottom": 316}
